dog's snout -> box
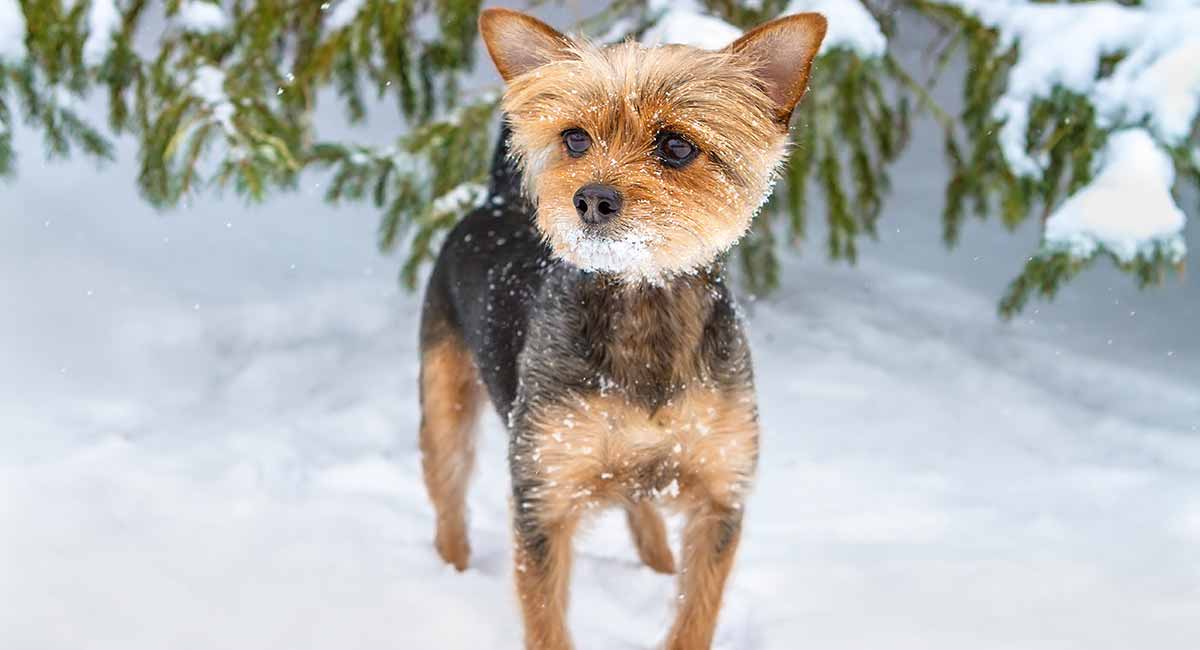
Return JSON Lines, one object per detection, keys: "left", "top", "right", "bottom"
{"left": 573, "top": 184, "right": 623, "bottom": 225}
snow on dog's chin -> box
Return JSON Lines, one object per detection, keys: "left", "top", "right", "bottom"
{"left": 553, "top": 224, "right": 660, "bottom": 278}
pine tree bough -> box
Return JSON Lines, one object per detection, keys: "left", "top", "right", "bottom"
{"left": 930, "top": 0, "right": 1197, "bottom": 316}
{"left": 0, "top": 0, "right": 1196, "bottom": 316}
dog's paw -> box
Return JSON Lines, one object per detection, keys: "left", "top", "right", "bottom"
{"left": 637, "top": 541, "right": 676, "bottom": 575}
{"left": 434, "top": 529, "right": 471, "bottom": 572}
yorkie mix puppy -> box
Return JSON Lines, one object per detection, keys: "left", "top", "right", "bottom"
{"left": 417, "top": 8, "right": 826, "bottom": 649}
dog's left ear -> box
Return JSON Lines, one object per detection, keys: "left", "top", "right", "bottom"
{"left": 725, "top": 13, "right": 828, "bottom": 123}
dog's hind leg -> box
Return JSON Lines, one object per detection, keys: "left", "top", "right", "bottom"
{"left": 626, "top": 501, "right": 675, "bottom": 574}
{"left": 418, "top": 301, "right": 483, "bottom": 572}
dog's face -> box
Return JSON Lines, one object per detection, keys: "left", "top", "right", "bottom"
{"left": 480, "top": 9, "right": 826, "bottom": 279}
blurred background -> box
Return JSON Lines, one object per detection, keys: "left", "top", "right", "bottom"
{"left": 1, "top": 1, "right": 1198, "bottom": 649}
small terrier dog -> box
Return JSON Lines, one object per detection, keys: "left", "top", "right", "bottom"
{"left": 417, "top": 8, "right": 826, "bottom": 649}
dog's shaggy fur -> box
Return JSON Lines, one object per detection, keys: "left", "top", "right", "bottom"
{"left": 417, "top": 9, "right": 826, "bottom": 649}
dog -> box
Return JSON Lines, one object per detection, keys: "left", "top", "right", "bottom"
{"left": 417, "top": 8, "right": 826, "bottom": 649}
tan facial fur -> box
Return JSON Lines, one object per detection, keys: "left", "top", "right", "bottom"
{"left": 482, "top": 9, "right": 827, "bottom": 280}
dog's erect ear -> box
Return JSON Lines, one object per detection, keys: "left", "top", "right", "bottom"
{"left": 479, "top": 8, "right": 576, "bottom": 82}
{"left": 725, "top": 13, "right": 828, "bottom": 122}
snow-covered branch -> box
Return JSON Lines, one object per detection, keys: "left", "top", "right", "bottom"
{"left": 941, "top": 0, "right": 1196, "bottom": 270}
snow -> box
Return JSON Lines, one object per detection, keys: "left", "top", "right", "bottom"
{"left": 178, "top": 0, "right": 231, "bottom": 34}
{"left": 944, "top": 1, "right": 1200, "bottom": 169}
{"left": 642, "top": 0, "right": 742, "bottom": 50}
{"left": 0, "top": 0, "right": 26, "bottom": 64}
{"left": 784, "top": 0, "right": 886, "bottom": 57}
{"left": 2, "top": 8, "right": 1199, "bottom": 645}
{"left": 431, "top": 182, "right": 487, "bottom": 215}
{"left": 1143, "top": 0, "right": 1200, "bottom": 8}
{"left": 190, "top": 65, "right": 236, "bottom": 134}
{"left": 2, "top": 117, "right": 1199, "bottom": 648}
{"left": 941, "top": 0, "right": 1197, "bottom": 264}
{"left": 558, "top": 225, "right": 657, "bottom": 276}
{"left": 642, "top": 0, "right": 885, "bottom": 57}
{"left": 325, "top": 0, "right": 366, "bottom": 32}
{"left": 1043, "top": 129, "right": 1187, "bottom": 264}
{"left": 82, "top": 0, "right": 120, "bottom": 67}
{"left": 1092, "top": 33, "right": 1200, "bottom": 144}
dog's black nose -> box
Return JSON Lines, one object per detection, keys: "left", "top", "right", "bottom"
{"left": 573, "top": 184, "right": 623, "bottom": 225}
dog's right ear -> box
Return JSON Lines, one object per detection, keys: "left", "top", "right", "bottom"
{"left": 479, "top": 8, "right": 576, "bottom": 82}
{"left": 725, "top": 13, "right": 827, "bottom": 123}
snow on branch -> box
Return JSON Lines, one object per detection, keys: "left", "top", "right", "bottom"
{"left": 431, "top": 182, "right": 487, "bottom": 217}
{"left": 0, "top": 0, "right": 26, "bottom": 64}
{"left": 785, "top": 0, "right": 886, "bottom": 57}
{"left": 178, "top": 1, "right": 232, "bottom": 35}
{"left": 945, "top": 0, "right": 1200, "bottom": 174}
{"left": 642, "top": 0, "right": 886, "bottom": 58}
{"left": 1043, "top": 128, "right": 1186, "bottom": 264}
{"left": 942, "top": 0, "right": 1196, "bottom": 271}
{"left": 190, "top": 66, "right": 237, "bottom": 135}
{"left": 642, "top": 0, "right": 741, "bottom": 50}
{"left": 83, "top": 0, "right": 120, "bottom": 67}
{"left": 324, "top": 0, "right": 368, "bottom": 32}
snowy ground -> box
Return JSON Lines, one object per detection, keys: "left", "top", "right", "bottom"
{"left": 4, "top": 9, "right": 1200, "bottom": 639}
{"left": 3, "top": 130, "right": 1199, "bottom": 650}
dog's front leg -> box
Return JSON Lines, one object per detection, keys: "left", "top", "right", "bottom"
{"left": 664, "top": 500, "right": 744, "bottom": 650}
{"left": 511, "top": 468, "right": 579, "bottom": 650}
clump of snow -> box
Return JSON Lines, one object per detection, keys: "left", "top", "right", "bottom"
{"left": 324, "top": 0, "right": 366, "bottom": 32}
{"left": 82, "top": 0, "right": 120, "bottom": 67}
{"left": 941, "top": 1, "right": 1196, "bottom": 267}
{"left": 642, "top": 0, "right": 742, "bottom": 50}
{"left": 178, "top": 0, "right": 231, "bottom": 34}
{"left": 1043, "top": 129, "right": 1187, "bottom": 264}
{"left": 431, "top": 182, "right": 487, "bottom": 216}
{"left": 558, "top": 226, "right": 657, "bottom": 276}
{"left": 784, "top": 0, "right": 887, "bottom": 58}
{"left": 642, "top": 0, "right": 885, "bottom": 56}
{"left": 943, "top": 0, "right": 1200, "bottom": 174}
{"left": 0, "top": 0, "right": 26, "bottom": 64}
{"left": 190, "top": 65, "right": 236, "bottom": 134}
{"left": 1092, "top": 29, "right": 1200, "bottom": 144}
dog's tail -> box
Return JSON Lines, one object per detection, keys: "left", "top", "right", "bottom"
{"left": 487, "top": 118, "right": 524, "bottom": 200}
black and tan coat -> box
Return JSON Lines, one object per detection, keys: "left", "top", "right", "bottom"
{"left": 416, "top": 9, "right": 826, "bottom": 649}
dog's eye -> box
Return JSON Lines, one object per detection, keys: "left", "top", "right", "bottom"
{"left": 656, "top": 132, "right": 698, "bottom": 168}
{"left": 562, "top": 128, "right": 592, "bottom": 157}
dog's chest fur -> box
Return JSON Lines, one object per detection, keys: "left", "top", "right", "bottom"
{"left": 511, "top": 268, "right": 759, "bottom": 515}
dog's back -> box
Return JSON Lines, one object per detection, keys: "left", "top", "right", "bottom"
{"left": 418, "top": 124, "right": 552, "bottom": 421}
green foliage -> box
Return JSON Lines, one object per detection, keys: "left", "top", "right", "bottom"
{"left": 310, "top": 95, "right": 499, "bottom": 287}
{"left": 2, "top": 0, "right": 115, "bottom": 174}
{"left": 997, "top": 252, "right": 1095, "bottom": 318}
{"left": 919, "top": 3, "right": 1110, "bottom": 242}
{"left": 1, "top": 0, "right": 1194, "bottom": 318}
{"left": 2, "top": 0, "right": 484, "bottom": 209}
{"left": 917, "top": 0, "right": 1196, "bottom": 318}
{"left": 758, "top": 48, "right": 912, "bottom": 276}
{"left": 998, "top": 244, "right": 1183, "bottom": 318}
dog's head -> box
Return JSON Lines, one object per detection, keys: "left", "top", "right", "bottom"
{"left": 480, "top": 8, "right": 826, "bottom": 280}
